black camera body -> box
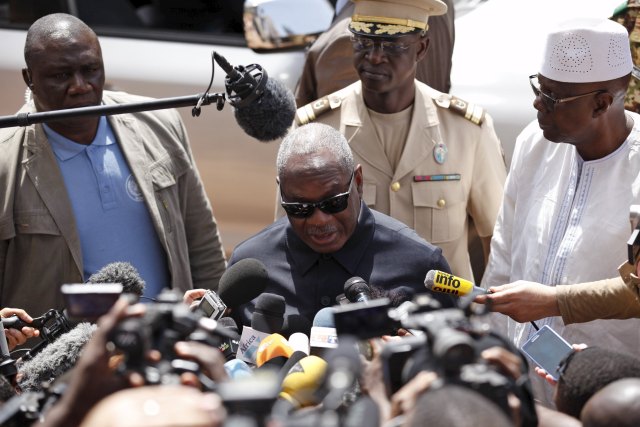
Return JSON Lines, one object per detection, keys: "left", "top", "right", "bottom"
{"left": 108, "top": 289, "right": 227, "bottom": 388}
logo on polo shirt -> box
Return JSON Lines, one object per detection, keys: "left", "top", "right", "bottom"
{"left": 126, "top": 175, "right": 144, "bottom": 202}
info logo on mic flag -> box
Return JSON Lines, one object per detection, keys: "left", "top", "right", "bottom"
{"left": 237, "top": 326, "right": 270, "bottom": 364}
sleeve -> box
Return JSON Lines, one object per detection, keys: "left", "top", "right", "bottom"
{"left": 557, "top": 274, "right": 640, "bottom": 324}
{"left": 467, "top": 112, "right": 507, "bottom": 238}
{"left": 480, "top": 127, "right": 526, "bottom": 289}
{"left": 174, "top": 113, "right": 227, "bottom": 289}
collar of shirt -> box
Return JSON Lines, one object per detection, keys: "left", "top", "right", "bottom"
{"left": 46, "top": 116, "right": 114, "bottom": 161}
{"left": 284, "top": 203, "right": 374, "bottom": 276}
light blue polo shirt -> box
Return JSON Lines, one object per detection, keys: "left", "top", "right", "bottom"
{"left": 46, "top": 117, "right": 169, "bottom": 299}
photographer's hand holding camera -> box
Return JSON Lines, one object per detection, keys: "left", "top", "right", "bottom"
{"left": 39, "top": 297, "right": 146, "bottom": 427}
{"left": 0, "top": 308, "right": 39, "bottom": 351}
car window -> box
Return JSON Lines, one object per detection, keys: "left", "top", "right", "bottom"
{"left": 0, "top": 0, "right": 246, "bottom": 46}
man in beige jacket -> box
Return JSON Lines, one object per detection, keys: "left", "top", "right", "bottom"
{"left": 0, "top": 13, "right": 226, "bottom": 317}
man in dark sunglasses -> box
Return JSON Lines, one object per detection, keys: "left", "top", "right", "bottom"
{"left": 227, "top": 124, "right": 455, "bottom": 336}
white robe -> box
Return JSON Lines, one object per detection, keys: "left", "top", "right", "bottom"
{"left": 482, "top": 114, "right": 640, "bottom": 405}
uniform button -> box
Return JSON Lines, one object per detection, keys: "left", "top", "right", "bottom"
{"left": 391, "top": 182, "right": 401, "bottom": 192}
{"left": 320, "top": 296, "right": 331, "bottom": 306}
{"left": 437, "top": 198, "right": 446, "bottom": 208}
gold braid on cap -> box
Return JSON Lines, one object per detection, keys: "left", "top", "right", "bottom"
{"left": 351, "top": 13, "right": 427, "bottom": 31}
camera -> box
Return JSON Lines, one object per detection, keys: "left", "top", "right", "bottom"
{"left": 628, "top": 205, "right": 640, "bottom": 265}
{"left": 195, "top": 289, "right": 227, "bottom": 320}
{"left": 108, "top": 289, "right": 234, "bottom": 388}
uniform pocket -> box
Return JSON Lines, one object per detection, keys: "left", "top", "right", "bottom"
{"left": 412, "top": 181, "right": 466, "bottom": 243}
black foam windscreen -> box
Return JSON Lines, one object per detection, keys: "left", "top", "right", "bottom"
{"left": 17, "top": 323, "right": 96, "bottom": 393}
{"left": 251, "top": 293, "right": 286, "bottom": 334}
{"left": 218, "top": 258, "right": 269, "bottom": 308}
{"left": 87, "top": 261, "right": 145, "bottom": 296}
{"left": 233, "top": 77, "right": 296, "bottom": 142}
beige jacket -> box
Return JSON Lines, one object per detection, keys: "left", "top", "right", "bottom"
{"left": 305, "top": 81, "right": 506, "bottom": 280}
{"left": 557, "top": 262, "right": 640, "bottom": 324}
{"left": 0, "top": 91, "right": 226, "bottom": 316}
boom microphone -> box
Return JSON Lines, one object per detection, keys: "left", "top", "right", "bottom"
{"left": 213, "top": 52, "right": 296, "bottom": 142}
{"left": 218, "top": 258, "right": 269, "bottom": 308}
{"left": 424, "top": 270, "right": 488, "bottom": 297}
{"left": 17, "top": 323, "right": 96, "bottom": 393}
{"left": 87, "top": 262, "right": 146, "bottom": 297}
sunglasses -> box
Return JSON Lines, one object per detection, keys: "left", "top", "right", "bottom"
{"left": 280, "top": 172, "right": 354, "bottom": 218}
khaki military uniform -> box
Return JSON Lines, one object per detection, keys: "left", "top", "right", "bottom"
{"left": 296, "top": 81, "right": 506, "bottom": 280}
{"left": 612, "top": 1, "right": 640, "bottom": 113}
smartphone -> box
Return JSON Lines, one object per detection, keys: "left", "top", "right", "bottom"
{"left": 333, "top": 298, "right": 399, "bottom": 339}
{"left": 521, "top": 325, "right": 573, "bottom": 380}
{"left": 62, "top": 283, "right": 123, "bottom": 321}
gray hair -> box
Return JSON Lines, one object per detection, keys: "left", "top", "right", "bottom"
{"left": 25, "top": 13, "right": 97, "bottom": 67}
{"left": 276, "top": 123, "right": 354, "bottom": 179}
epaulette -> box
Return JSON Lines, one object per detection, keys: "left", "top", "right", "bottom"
{"left": 432, "top": 93, "right": 485, "bottom": 126}
{"left": 295, "top": 85, "right": 353, "bottom": 126}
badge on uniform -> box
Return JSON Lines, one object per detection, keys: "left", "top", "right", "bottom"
{"left": 433, "top": 142, "right": 448, "bottom": 165}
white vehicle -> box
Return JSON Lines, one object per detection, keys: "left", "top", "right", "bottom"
{"left": 0, "top": 0, "right": 625, "bottom": 256}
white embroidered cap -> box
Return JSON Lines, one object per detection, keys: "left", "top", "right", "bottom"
{"left": 539, "top": 18, "right": 632, "bottom": 83}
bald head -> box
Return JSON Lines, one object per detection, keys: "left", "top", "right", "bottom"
{"left": 24, "top": 13, "right": 98, "bottom": 68}
{"left": 581, "top": 378, "right": 640, "bottom": 427}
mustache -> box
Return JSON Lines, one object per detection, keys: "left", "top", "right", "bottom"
{"left": 306, "top": 224, "right": 338, "bottom": 236}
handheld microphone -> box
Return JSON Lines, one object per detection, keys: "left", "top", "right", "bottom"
{"left": 278, "top": 355, "right": 328, "bottom": 410}
{"left": 218, "top": 258, "right": 269, "bottom": 308}
{"left": 310, "top": 308, "right": 338, "bottom": 356}
{"left": 87, "top": 261, "right": 146, "bottom": 297}
{"left": 344, "top": 277, "right": 372, "bottom": 303}
{"left": 255, "top": 333, "right": 294, "bottom": 369}
{"left": 224, "top": 359, "right": 253, "bottom": 380}
{"left": 213, "top": 52, "right": 296, "bottom": 142}
{"left": 215, "top": 317, "right": 240, "bottom": 361}
{"left": 424, "top": 270, "right": 488, "bottom": 297}
{"left": 288, "top": 333, "right": 310, "bottom": 356}
{"left": 251, "top": 293, "right": 286, "bottom": 334}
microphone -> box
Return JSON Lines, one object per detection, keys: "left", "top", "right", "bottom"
{"left": 224, "top": 359, "right": 253, "bottom": 380}
{"left": 277, "top": 350, "right": 308, "bottom": 385}
{"left": 278, "top": 355, "right": 328, "bottom": 410}
{"left": 288, "top": 333, "right": 310, "bottom": 356}
{"left": 255, "top": 333, "right": 294, "bottom": 369}
{"left": 218, "top": 258, "right": 269, "bottom": 308}
{"left": 215, "top": 317, "right": 240, "bottom": 361}
{"left": 17, "top": 323, "right": 96, "bottom": 392}
{"left": 344, "top": 277, "right": 372, "bottom": 303}
{"left": 251, "top": 293, "right": 286, "bottom": 334}
{"left": 87, "top": 261, "right": 146, "bottom": 297}
{"left": 309, "top": 307, "right": 338, "bottom": 356}
{"left": 424, "top": 270, "right": 488, "bottom": 297}
{"left": 213, "top": 52, "right": 296, "bottom": 142}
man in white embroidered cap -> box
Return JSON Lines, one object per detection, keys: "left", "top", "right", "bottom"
{"left": 294, "top": 0, "right": 506, "bottom": 283}
{"left": 481, "top": 18, "right": 640, "bottom": 406}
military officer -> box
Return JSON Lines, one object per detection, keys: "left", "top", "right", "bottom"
{"left": 295, "top": 0, "right": 506, "bottom": 281}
